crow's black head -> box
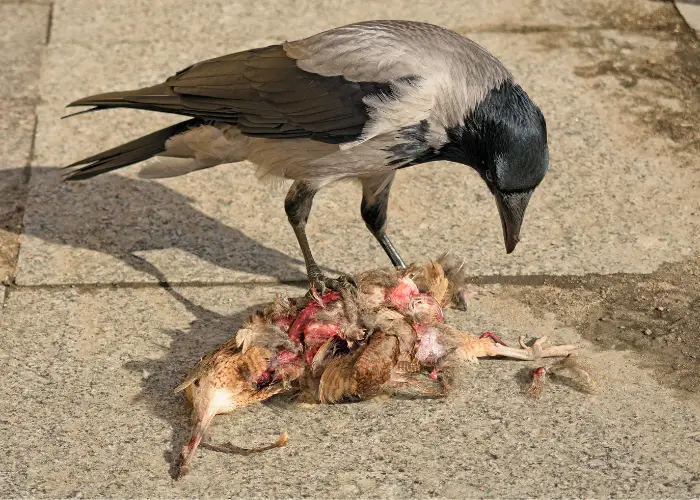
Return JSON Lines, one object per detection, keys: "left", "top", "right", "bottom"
{"left": 441, "top": 80, "right": 549, "bottom": 253}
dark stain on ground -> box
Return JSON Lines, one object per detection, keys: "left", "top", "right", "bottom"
{"left": 535, "top": 2, "right": 699, "bottom": 154}
{"left": 506, "top": 255, "right": 700, "bottom": 398}
{"left": 506, "top": 2, "right": 700, "bottom": 396}
{"left": 462, "top": 0, "right": 681, "bottom": 33}
{"left": 561, "top": 0, "right": 682, "bottom": 31}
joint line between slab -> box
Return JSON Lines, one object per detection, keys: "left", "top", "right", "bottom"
{"left": 45, "top": 1, "right": 54, "bottom": 45}
{"left": 3, "top": 270, "right": 661, "bottom": 292}
{"left": 27, "top": 113, "right": 38, "bottom": 177}
{"left": 6, "top": 280, "right": 311, "bottom": 292}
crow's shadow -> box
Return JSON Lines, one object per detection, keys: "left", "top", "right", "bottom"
{"left": 9, "top": 166, "right": 313, "bottom": 282}
{"left": 1, "top": 166, "right": 331, "bottom": 476}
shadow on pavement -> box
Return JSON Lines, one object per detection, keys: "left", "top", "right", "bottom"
{"left": 10, "top": 166, "right": 311, "bottom": 283}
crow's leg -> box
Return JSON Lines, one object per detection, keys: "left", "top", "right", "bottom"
{"left": 360, "top": 173, "right": 406, "bottom": 270}
{"left": 285, "top": 181, "right": 355, "bottom": 295}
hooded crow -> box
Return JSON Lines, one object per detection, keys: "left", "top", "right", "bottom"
{"left": 64, "top": 20, "right": 549, "bottom": 294}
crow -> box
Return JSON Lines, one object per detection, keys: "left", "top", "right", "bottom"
{"left": 63, "top": 20, "right": 549, "bottom": 294}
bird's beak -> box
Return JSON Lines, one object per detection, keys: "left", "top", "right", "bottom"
{"left": 495, "top": 190, "right": 532, "bottom": 254}
{"left": 179, "top": 408, "right": 216, "bottom": 478}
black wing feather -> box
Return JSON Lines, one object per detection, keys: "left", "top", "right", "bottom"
{"left": 64, "top": 119, "right": 203, "bottom": 180}
{"left": 67, "top": 44, "right": 396, "bottom": 144}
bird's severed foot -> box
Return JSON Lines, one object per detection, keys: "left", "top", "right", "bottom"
{"left": 490, "top": 334, "right": 580, "bottom": 360}
{"left": 526, "top": 353, "right": 595, "bottom": 399}
{"left": 308, "top": 272, "right": 357, "bottom": 299}
{"left": 459, "top": 332, "right": 580, "bottom": 361}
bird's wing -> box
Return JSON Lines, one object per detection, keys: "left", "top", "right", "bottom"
{"left": 68, "top": 44, "right": 402, "bottom": 144}
{"left": 285, "top": 20, "right": 512, "bottom": 136}
{"left": 68, "top": 21, "right": 511, "bottom": 147}
{"left": 284, "top": 21, "right": 426, "bottom": 82}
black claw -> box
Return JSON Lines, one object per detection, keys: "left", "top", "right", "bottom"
{"left": 307, "top": 272, "right": 357, "bottom": 296}
{"left": 336, "top": 274, "right": 357, "bottom": 289}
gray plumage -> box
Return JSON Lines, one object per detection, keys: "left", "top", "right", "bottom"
{"left": 66, "top": 21, "right": 509, "bottom": 183}
{"left": 63, "top": 20, "right": 549, "bottom": 292}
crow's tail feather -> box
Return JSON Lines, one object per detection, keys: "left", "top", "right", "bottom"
{"left": 63, "top": 119, "right": 203, "bottom": 181}
{"left": 63, "top": 84, "right": 178, "bottom": 117}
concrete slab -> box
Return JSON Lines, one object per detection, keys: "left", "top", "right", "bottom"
{"left": 1, "top": 283, "right": 698, "bottom": 497}
{"left": 47, "top": 0, "right": 678, "bottom": 45}
{"left": 0, "top": 3, "right": 50, "bottom": 99}
{"left": 0, "top": 100, "right": 37, "bottom": 169}
{"left": 22, "top": 30, "right": 700, "bottom": 285}
{"left": 0, "top": 3, "right": 46, "bottom": 285}
{"left": 18, "top": 167, "right": 309, "bottom": 285}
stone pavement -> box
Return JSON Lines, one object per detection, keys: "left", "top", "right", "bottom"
{"left": 1, "top": 0, "right": 699, "bottom": 497}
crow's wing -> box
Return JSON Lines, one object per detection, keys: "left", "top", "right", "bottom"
{"left": 285, "top": 20, "right": 512, "bottom": 128}
{"left": 67, "top": 44, "right": 398, "bottom": 144}
{"left": 67, "top": 21, "right": 511, "bottom": 145}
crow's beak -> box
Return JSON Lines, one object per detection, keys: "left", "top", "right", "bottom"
{"left": 495, "top": 190, "right": 532, "bottom": 254}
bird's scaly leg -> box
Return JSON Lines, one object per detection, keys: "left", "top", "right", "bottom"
{"left": 361, "top": 173, "right": 406, "bottom": 270}
{"left": 456, "top": 332, "right": 580, "bottom": 362}
{"left": 285, "top": 181, "right": 355, "bottom": 295}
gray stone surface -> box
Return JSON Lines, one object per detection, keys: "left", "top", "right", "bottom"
{"left": 23, "top": 30, "right": 700, "bottom": 285}
{"left": 676, "top": 0, "right": 700, "bottom": 33}
{"left": 47, "top": 0, "right": 677, "bottom": 45}
{"left": 0, "top": 100, "right": 37, "bottom": 170}
{"left": 18, "top": 167, "right": 309, "bottom": 285}
{"left": 1, "top": 2, "right": 47, "bottom": 284}
{"left": 0, "top": 3, "right": 50, "bottom": 99}
{"left": 1, "top": 284, "right": 698, "bottom": 497}
{"left": 1, "top": 101, "right": 35, "bottom": 284}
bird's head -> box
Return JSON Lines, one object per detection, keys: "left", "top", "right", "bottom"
{"left": 174, "top": 345, "right": 275, "bottom": 477}
{"left": 441, "top": 80, "right": 549, "bottom": 254}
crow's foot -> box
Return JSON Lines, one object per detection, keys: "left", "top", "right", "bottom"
{"left": 307, "top": 272, "right": 357, "bottom": 299}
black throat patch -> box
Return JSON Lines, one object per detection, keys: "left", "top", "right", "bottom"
{"left": 385, "top": 120, "right": 447, "bottom": 167}
{"left": 390, "top": 80, "right": 548, "bottom": 192}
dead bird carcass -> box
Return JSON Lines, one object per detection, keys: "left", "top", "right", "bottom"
{"left": 175, "top": 256, "right": 581, "bottom": 476}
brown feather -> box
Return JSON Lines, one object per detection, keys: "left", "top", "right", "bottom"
{"left": 318, "top": 354, "right": 357, "bottom": 404}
